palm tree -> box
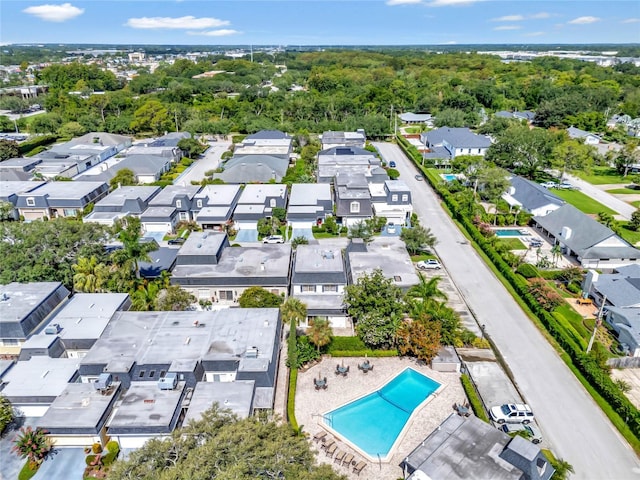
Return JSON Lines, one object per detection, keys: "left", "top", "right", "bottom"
{"left": 307, "top": 318, "right": 333, "bottom": 353}
{"left": 73, "top": 256, "right": 109, "bottom": 293}
{"left": 280, "top": 298, "right": 307, "bottom": 327}
{"left": 407, "top": 273, "right": 448, "bottom": 304}
{"left": 12, "top": 426, "right": 52, "bottom": 465}
{"left": 131, "top": 281, "right": 161, "bottom": 311}
{"left": 425, "top": 301, "right": 461, "bottom": 345}
{"left": 112, "top": 217, "right": 158, "bottom": 279}
{"left": 551, "top": 244, "right": 562, "bottom": 267}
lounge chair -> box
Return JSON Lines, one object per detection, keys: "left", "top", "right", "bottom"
{"left": 333, "top": 450, "right": 346, "bottom": 464}
{"left": 342, "top": 453, "right": 354, "bottom": 467}
{"left": 353, "top": 461, "right": 367, "bottom": 475}
{"left": 313, "top": 431, "right": 327, "bottom": 443}
{"left": 321, "top": 438, "right": 335, "bottom": 450}
{"left": 325, "top": 443, "right": 337, "bottom": 457}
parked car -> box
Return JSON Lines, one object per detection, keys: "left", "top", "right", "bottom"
{"left": 528, "top": 239, "right": 543, "bottom": 248}
{"left": 500, "top": 423, "right": 543, "bottom": 444}
{"left": 389, "top": 161, "right": 396, "bottom": 168}
{"left": 490, "top": 403, "right": 534, "bottom": 424}
{"left": 168, "top": 237, "right": 186, "bottom": 245}
{"left": 387, "top": 223, "right": 396, "bottom": 234}
{"left": 540, "top": 181, "right": 558, "bottom": 189}
{"left": 557, "top": 182, "right": 578, "bottom": 190}
{"left": 415, "top": 174, "right": 424, "bottom": 181}
{"left": 416, "top": 259, "right": 442, "bottom": 270}
{"left": 263, "top": 235, "right": 285, "bottom": 244}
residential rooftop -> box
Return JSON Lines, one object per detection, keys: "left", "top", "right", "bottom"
{"left": 348, "top": 237, "right": 419, "bottom": 290}
{"left": 20, "top": 181, "right": 108, "bottom": 200}
{"left": 289, "top": 183, "right": 332, "bottom": 205}
{"left": 148, "top": 184, "right": 200, "bottom": 205}
{"left": 183, "top": 380, "right": 255, "bottom": 423}
{"left": 237, "top": 184, "right": 287, "bottom": 204}
{"left": 0, "top": 356, "right": 79, "bottom": 401}
{"left": 177, "top": 231, "right": 227, "bottom": 258}
{"left": 194, "top": 184, "right": 242, "bottom": 206}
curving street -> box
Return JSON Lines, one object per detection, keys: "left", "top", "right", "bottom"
{"left": 374, "top": 142, "right": 640, "bottom": 480}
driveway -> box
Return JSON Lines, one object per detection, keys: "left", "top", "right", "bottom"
{"left": 32, "top": 448, "right": 86, "bottom": 479}
{"left": 564, "top": 173, "right": 636, "bottom": 220}
{"left": 374, "top": 142, "right": 640, "bottom": 480}
{"left": 174, "top": 141, "right": 231, "bottom": 185}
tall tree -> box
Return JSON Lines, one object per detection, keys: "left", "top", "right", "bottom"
{"left": 155, "top": 285, "right": 196, "bottom": 311}
{"left": 400, "top": 226, "right": 437, "bottom": 255}
{"left": 344, "top": 269, "right": 405, "bottom": 321}
{"left": 112, "top": 217, "right": 158, "bottom": 279}
{"left": 396, "top": 318, "right": 442, "bottom": 364}
{"left": 238, "top": 286, "right": 283, "bottom": 308}
{"left": 73, "top": 256, "right": 109, "bottom": 293}
{"left": 110, "top": 168, "right": 137, "bottom": 189}
{"left": 0, "top": 139, "right": 19, "bottom": 161}
{"left": 280, "top": 297, "right": 307, "bottom": 326}
{"left": 307, "top": 318, "right": 333, "bottom": 353}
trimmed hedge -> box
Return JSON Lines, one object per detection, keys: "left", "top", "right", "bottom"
{"left": 516, "top": 263, "right": 539, "bottom": 279}
{"left": 329, "top": 349, "right": 398, "bottom": 358}
{"left": 460, "top": 374, "right": 489, "bottom": 422}
{"left": 18, "top": 135, "right": 58, "bottom": 155}
{"left": 397, "top": 135, "right": 640, "bottom": 442}
{"left": 287, "top": 368, "right": 299, "bottom": 432}
{"left": 327, "top": 336, "right": 368, "bottom": 352}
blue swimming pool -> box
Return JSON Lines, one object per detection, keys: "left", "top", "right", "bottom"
{"left": 441, "top": 173, "right": 458, "bottom": 182}
{"left": 323, "top": 368, "right": 441, "bottom": 459}
{"left": 495, "top": 229, "right": 528, "bottom": 237}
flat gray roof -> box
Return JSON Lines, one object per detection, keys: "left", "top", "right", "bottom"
{"left": 37, "top": 382, "right": 121, "bottom": 431}
{"left": 0, "top": 282, "right": 67, "bottom": 327}
{"left": 141, "top": 206, "right": 177, "bottom": 218}
{"left": 33, "top": 293, "right": 129, "bottom": 341}
{"left": 238, "top": 184, "right": 287, "bottom": 204}
{"left": 183, "top": 381, "right": 254, "bottom": 423}
{"left": 233, "top": 204, "right": 265, "bottom": 215}
{"left": 178, "top": 231, "right": 227, "bottom": 257}
{"left": 0, "top": 181, "right": 44, "bottom": 198}
{"left": 81, "top": 309, "right": 279, "bottom": 371}
{"left": 195, "top": 206, "right": 233, "bottom": 221}
{"left": 148, "top": 184, "right": 200, "bottom": 205}
{"left": 96, "top": 186, "right": 160, "bottom": 206}
{"left": 194, "top": 185, "right": 242, "bottom": 206}
{"left": 23, "top": 181, "right": 107, "bottom": 200}
{"left": 289, "top": 183, "right": 331, "bottom": 205}
{"left": 295, "top": 244, "right": 345, "bottom": 273}
{"left": 172, "top": 244, "right": 291, "bottom": 283}
{"left": 108, "top": 381, "right": 185, "bottom": 429}
{"left": 348, "top": 237, "right": 419, "bottom": 289}
{"left": 1, "top": 357, "right": 79, "bottom": 400}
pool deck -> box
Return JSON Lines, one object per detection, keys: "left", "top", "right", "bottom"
{"left": 296, "top": 356, "right": 464, "bottom": 480}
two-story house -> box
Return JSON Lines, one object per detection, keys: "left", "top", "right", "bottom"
{"left": 368, "top": 179, "right": 413, "bottom": 228}
{"left": 320, "top": 130, "right": 366, "bottom": 150}
{"left": 291, "top": 243, "right": 348, "bottom": 328}
{"left": 192, "top": 184, "right": 242, "bottom": 231}
{"left": 420, "top": 127, "right": 492, "bottom": 166}
{"left": 84, "top": 186, "right": 161, "bottom": 225}
{"left": 16, "top": 181, "right": 109, "bottom": 221}
{"left": 147, "top": 184, "right": 201, "bottom": 223}
{"left": 287, "top": 183, "right": 333, "bottom": 240}
{"left": 171, "top": 231, "right": 291, "bottom": 304}
{"left": 334, "top": 174, "right": 373, "bottom": 227}
{"left": 567, "top": 126, "right": 602, "bottom": 145}
{"left": 0, "top": 180, "right": 45, "bottom": 220}
{"left": 317, "top": 146, "right": 385, "bottom": 183}
{"left": 233, "top": 184, "right": 288, "bottom": 242}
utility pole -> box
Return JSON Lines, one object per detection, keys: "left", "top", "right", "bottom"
{"left": 587, "top": 295, "right": 606, "bottom": 354}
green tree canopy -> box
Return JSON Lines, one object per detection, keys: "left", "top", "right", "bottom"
{"left": 307, "top": 318, "right": 333, "bottom": 352}
{"left": 110, "top": 168, "right": 137, "bottom": 189}
{"left": 155, "top": 285, "right": 196, "bottom": 311}
{"left": 0, "top": 395, "right": 14, "bottom": 435}
{"left": 400, "top": 225, "right": 437, "bottom": 255}
{"left": 238, "top": 287, "right": 284, "bottom": 308}
{"left": 0, "top": 139, "right": 19, "bottom": 161}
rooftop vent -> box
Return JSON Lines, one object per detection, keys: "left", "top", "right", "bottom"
{"left": 158, "top": 372, "right": 178, "bottom": 390}
{"left": 245, "top": 347, "right": 259, "bottom": 358}
{"left": 94, "top": 373, "right": 112, "bottom": 391}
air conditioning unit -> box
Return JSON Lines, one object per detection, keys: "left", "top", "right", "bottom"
{"left": 157, "top": 372, "right": 178, "bottom": 390}
{"left": 93, "top": 373, "right": 112, "bottom": 391}
{"left": 245, "top": 347, "right": 259, "bottom": 358}
{"left": 44, "top": 323, "right": 61, "bottom": 335}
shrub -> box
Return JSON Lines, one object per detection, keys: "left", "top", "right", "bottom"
{"left": 460, "top": 374, "right": 489, "bottom": 422}
{"left": 516, "top": 263, "right": 540, "bottom": 279}
{"left": 567, "top": 283, "right": 582, "bottom": 294}
{"left": 327, "top": 336, "right": 367, "bottom": 352}
{"left": 328, "top": 349, "right": 398, "bottom": 357}
{"left": 527, "top": 279, "right": 564, "bottom": 311}
{"left": 18, "top": 134, "right": 57, "bottom": 155}
{"left": 85, "top": 454, "right": 96, "bottom": 466}
{"left": 92, "top": 442, "right": 102, "bottom": 454}
{"left": 287, "top": 368, "right": 299, "bottom": 432}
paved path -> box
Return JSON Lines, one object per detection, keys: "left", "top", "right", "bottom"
{"left": 174, "top": 141, "right": 231, "bottom": 185}
{"left": 374, "top": 142, "right": 640, "bottom": 480}
{"left": 564, "top": 174, "right": 636, "bottom": 220}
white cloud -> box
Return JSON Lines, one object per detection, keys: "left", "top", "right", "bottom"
{"left": 22, "top": 3, "right": 84, "bottom": 22}
{"left": 530, "top": 12, "right": 551, "bottom": 19}
{"left": 492, "top": 15, "right": 524, "bottom": 22}
{"left": 524, "top": 31, "right": 546, "bottom": 37}
{"left": 386, "top": 0, "right": 422, "bottom": 5}
{"left": 126, "top": 16, "right": 230, "bottom": 30}
{"left": 621, "top": 18, "right": 640, "bottom": 24}
{"left": 568, "top": 16, "right": 600, "bottom": 25}
{"left": 187, "top": 29, "right": 241, "bottom": 37}
{"left": 493, "top": 25, "right": 521, "bottom": 31}
{"left": 442, "top": 40, "right": 458, "bottom": 44}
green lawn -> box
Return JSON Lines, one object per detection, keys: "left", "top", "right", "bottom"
{"left": 497, "top": 238, "right": 527, "bottom": 250}
{"left": 552, "top": 189, "right": 617, "bottom": 215}
{"left": 575, "top": 167, "right": 628, "bottom": 185}
{"left": 633, "top": 201, "right": 640, "bottom": 208}
{"left": 605, "top": 187, "right": 640, "bottom": 194}
{"left": 620, "top": 224, "right": 640, "bottom": 246}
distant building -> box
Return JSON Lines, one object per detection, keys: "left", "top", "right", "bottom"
{"left": 398, "top": 113, "right": 433, "bottom": 126}
{"left": 320, "top": 130, "right": 366, "bottom": 150}
{"left": 83, "top": 185, "right": 161, "bottom": 225}
{"left": 567, "top": 126, "right": 601, "bottom": 145}
{"left": 16, "top": 181, "right": 109, "bottom": 221}
{"left": 420, "top": 127, "right": 492, "bottom": 166}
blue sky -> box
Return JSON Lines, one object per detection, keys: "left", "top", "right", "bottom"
{"left": 1, "top": 1, "right": 639, "bottom": 45}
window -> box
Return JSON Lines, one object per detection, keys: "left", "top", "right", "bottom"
{"left": 159, "top": 370, "right": 166, "bottom": 378}
{"left": 26, "top": 197, "right": 35, "bottom": 206}
{"left": 270, "top": 198, "right": 276, "bottom": 208}
{"left": 391, "top": 194, "right": 398, "bottom": 202}
{"left": 138, "top": 370, "right": 146, "bottom": 378}
{"left": 219, "top": 290, "right": 234, "bottom": 301}
{"left": 196, "top": 199, "right": 203, "bottom": 208}
{"left": 175, "top": 200, "right": 182, "bottom": 209}
{"left": 350, "top": 201, "right": 360, "bottom": 213}
{"left": 393, "top": 275, "right": 401, "bottom": 282}
{"left": 323, "top": 285, "right": 338, "bottom": 292}
{"left": 149, "top": 370, "right": 156, "bottom": 378}
{"left": 63, "top": 209, "right": 77, "bottom": 217}
{"left": 301, "top": 285, "right": 316, "bottom": 293}
{"left": 477, "top": 148, "right": 482, "bottom": 154}
{"left": 401, "top": 194, "right": 408, "bottom": 202}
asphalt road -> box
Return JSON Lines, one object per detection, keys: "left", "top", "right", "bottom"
{"left": 374, "top": 142, "right": 640, "bottom": 480}
{"left": 174, "top": 140, "right": 231, "bottom": 185}
{"left": 564, "top": 173, "right": 636, "bottom": 220}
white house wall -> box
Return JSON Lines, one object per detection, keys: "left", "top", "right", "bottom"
{"left": 14, "top": 405, "right": 50, "bottom": 417}
{"left": 51, "top": 435, "right": 100, "bottom": 447}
